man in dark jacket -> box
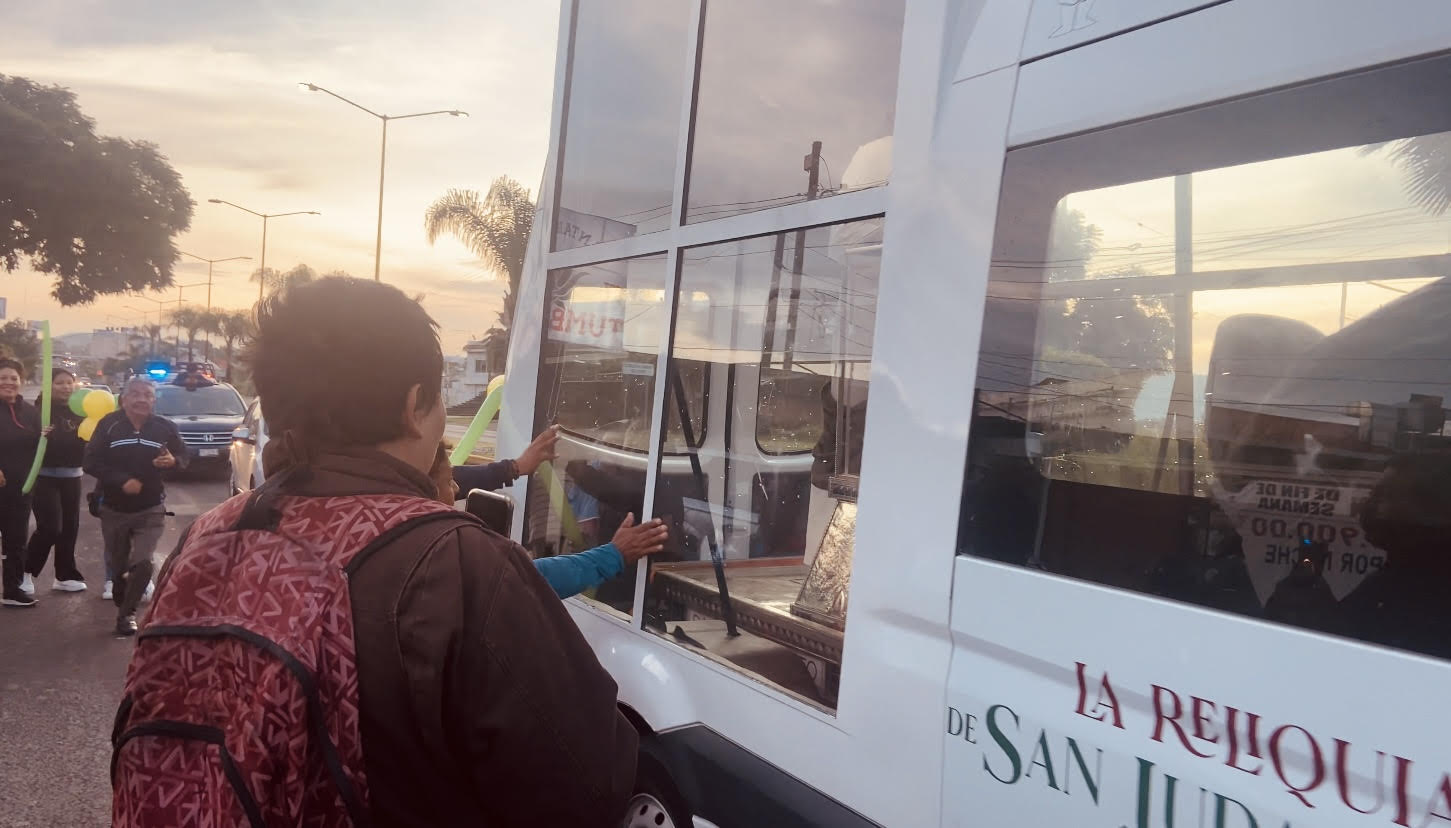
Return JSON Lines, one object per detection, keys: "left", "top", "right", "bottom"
{"left": 137, "top": 277, "right": 638, "bottom": 826}
{"left": 83, "top": 377, "right": 187, "bottom": 634}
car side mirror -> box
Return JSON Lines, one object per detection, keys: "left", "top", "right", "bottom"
{"left": 465, "top": 489, "right": 514, "bottom": 536}
{"left": 232, "top": 426, "right": 254, "bottom": 445}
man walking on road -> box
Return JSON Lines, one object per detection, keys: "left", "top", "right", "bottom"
{"left": 83, "top": 377, "right": 186, "bottom": 635}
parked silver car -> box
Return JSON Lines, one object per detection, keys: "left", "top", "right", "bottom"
{"left": 228, "top": 399, "right": 269, "bottom": 496}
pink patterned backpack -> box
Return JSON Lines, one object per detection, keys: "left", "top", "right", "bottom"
{"left": 111, "top": 482, "right": 469, "bottom": 827}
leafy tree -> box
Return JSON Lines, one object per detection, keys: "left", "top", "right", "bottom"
{"left": 0, "top": 75, "right": 194, "bottom": 304}
{"left": 424, "top": 177, "right": 534, "bottom": 334}
{"left": 1038, "top": 205, "right": 1173, "bottom": 388}
{"left": 0, "top": 320, "right": 41, "bottom": 378}
{"left": 102, "top": 340, "right": 152, "bottom": 382}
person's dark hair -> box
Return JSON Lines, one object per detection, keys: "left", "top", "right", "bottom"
{"left": 52, "top": 367, "right": 75, "bottom": 382}
{"left": 248, "top": 277, "right": 442, "bottom": 448}
{"left": 0, "top": 358, "right": 24, "bottom": 379}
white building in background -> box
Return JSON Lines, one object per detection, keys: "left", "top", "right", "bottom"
{"left": 88, "top": 327, "right": 144, "bottom": 359}
{"left": 460, "top": 340, "right": 491, "bottom": 403}
{"left": 442, "top": 355, "right": 467, "bottom": 407}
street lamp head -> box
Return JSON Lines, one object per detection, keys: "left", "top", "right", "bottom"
{"left": 300, "top": 82, "right": 319, "bottom": 93}
{"left": 449, "top": 110, "right": 468, "bottom": 118}
{"left": 207, "top": 198, "right": 223, "bottom": 204}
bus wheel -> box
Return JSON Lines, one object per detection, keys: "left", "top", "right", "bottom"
{"left": 623, "top": 755, "right": 689, "bottom": 828}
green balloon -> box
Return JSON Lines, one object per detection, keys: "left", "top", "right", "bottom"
{"left": 69, "top": 388, "right": 90, "bottom": 418}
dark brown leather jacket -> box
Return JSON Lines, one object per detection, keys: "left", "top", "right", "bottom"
{"left": 265, "top": 445, "right": 637, "bottom": 826}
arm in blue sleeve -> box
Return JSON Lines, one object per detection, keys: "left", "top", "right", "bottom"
{"left": 532, "top": 544, "right": 625, "bottom": 599}
{"left": 452, "top": 461, "right": 517, "bottom": 497}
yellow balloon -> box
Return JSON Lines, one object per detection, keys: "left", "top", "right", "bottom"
{"left": 83, "top": 390, "right": 116, "bottom": 418}
{"left": 487, "top": 373, "right": 506, "bottom": 397}
{"left": 78, "top": 416, "right": 98, "bottom": 442}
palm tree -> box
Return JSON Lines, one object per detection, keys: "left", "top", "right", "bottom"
{"left": 424, "top": 176, "right": 534, "bottom": 334}
{"left": 198, "top": 309, "right": 219, "bottom": 362}
{"left": 1364, "top": 134, "right": 1451, "bottom": 216}
{"left": 250, "top": 264, "right": 321, "bottom": 297}
{"left": 167, "top": 306, "right": 208, "bottom": 361}
{"left": 143, "top": 323, "right": 163, "bottom": 358}
{"left": 215, "top": 310, "right": 254, "bottom": 382}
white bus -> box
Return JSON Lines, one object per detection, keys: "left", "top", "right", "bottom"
{"left": 497, "top": 1, "right": 1451, "bottom": 825}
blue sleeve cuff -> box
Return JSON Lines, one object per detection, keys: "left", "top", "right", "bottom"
{"left": 595, "top": 543, "right": 625, "bottom": 579}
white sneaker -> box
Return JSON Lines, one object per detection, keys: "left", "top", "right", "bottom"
{"left": 142, "top": 581, "right": 155, "bottom": 603}
{"left": 52, "top": 579, "right": 87, "bottom": 592}
{"left": 101, "top": 580, "right": 114, "bottom": 601}
{"left": 19, "top": 573, "right": 34, "bottom": 595}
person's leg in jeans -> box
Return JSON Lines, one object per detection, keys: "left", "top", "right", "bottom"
{"left": 115, "top": 506, "right": 162, "bottom": 623}
{"left": 102, "top": 507, "right": 132, "bottom": 610}
{"left": 24, "top": 476, "right": 61, "bottom": 580}
{"left": 1, "top": 495, "right": 35, "bottom": 600}
{"left": 51, "top": 477, "right": 83, "bottom": 583}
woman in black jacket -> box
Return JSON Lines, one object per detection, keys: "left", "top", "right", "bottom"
{"left": 23, "top": 368, "right": 87, "bottom": 593}
{"left": 0, "top": 358, "right": 43, "bottom": 607}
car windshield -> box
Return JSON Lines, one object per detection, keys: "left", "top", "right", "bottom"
{"left": 154, "top": 386, "right": 245, "bottom": 417}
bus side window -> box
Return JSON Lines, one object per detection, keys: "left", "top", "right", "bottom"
{"left": 959, "top": 53, "right": 1451, "bottom": 663}
{"left": 643, "top": 217, "right": 884, "bottom": 710}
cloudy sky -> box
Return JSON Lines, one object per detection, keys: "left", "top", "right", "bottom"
{"left": 5, "top": 0, "right": 560, "bottom": 354}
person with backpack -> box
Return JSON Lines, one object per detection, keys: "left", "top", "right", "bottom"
{"left": 113, "top": 277, "right": 637, "bottom": 828}
{"left": 21, "top": 367, "right": 88, "bottom": 594}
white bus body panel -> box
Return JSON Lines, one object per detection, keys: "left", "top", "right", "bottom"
{"left": 507, "top": 0, "right": 1451, "bottom": 825}
{"left": 1019, "top": 0, "right": 1224, "bottom": 60}
{"left": 1010, "top": 0, "right": 1451, "bottom": 147}
{"left": 945, "top": 557, "right": 1451, "bottom": 827}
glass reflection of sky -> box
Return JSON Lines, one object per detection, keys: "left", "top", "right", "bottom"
{"left": 685, "top": 0, "right": 904, "bottom": 223}
{"left": 1048, "top": 134, "right": 1451, "bottom": 378}
{"left": 555, "top": 0, "right": 691, "bottom": 249}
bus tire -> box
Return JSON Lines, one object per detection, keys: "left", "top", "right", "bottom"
{"left": 623, "top": 751, "right": 691, "bottom": 828}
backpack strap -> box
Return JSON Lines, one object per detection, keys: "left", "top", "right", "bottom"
{"left": 232, "top": 476, "right": 286, "bottom": 532}
{"left": 231, "top": 457, "right": 319, "bottom": 533}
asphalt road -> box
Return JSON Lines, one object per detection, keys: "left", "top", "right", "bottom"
{"left": 0, "top": 471, "right": 230, "bottom": 827}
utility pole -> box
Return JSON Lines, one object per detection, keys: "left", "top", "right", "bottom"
{"left": 782, "top": 141, "right": 823, "bottom": 370}
{"left": 762, "top": 141, "right": 824, "bottom": 373}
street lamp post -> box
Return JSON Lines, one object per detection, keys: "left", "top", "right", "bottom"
{"left": 131, "top": 296, "right": 176, "bottom": 358}
{"left": 299, "top": 83, "right": 467, "bottom": 281}
{"left": 123, "top": 304, "right": 163, "bottom": 358}
{"left": 206, "top": 200, "right": 320, "bottom": 303}
{"left": 166, "top": 282, "right": 208, "bottom": 361}
{"left": 179, "top": 252, "right": 251, "bottom": 316}
{"left": 179, "top": 253, "right": 250, "bottom": 362}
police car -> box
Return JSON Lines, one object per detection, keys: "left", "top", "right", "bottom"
{"left": 149, "top": 363, "right": 246, "bottom": 474}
